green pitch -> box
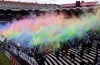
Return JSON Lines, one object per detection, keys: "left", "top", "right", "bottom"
{"left": 0, "top": 51, "right": 11, "bottom": 65}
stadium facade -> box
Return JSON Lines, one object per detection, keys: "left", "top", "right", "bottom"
{"left": 0, "top": 0, "right": 60, "bottom": 11}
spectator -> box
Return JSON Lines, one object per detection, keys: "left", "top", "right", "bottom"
{"left": 70, "top": 52, "right": 75, "bottom": 61}
{"left": 80, "top": 50, "right": 83, "bottom": 59}
{"left": 61, "top": 47, "right": 65, "bottom": 59}
{"left": 80, "top": 60, "right": 86, "bottom": 65}
{"left": 39, "top": 54, "right": 46, "bottom": 65}
{"left": 55, "top": 49, "right": 60, "bottom": 60}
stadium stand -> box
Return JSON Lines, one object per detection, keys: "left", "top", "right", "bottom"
{"left": 0, "top": 26, "right": 100, "bottom": 65}
{"left": 0, "top": 1, "right": 100, "bottom": 65}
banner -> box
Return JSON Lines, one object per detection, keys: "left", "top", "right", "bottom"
{"left": 6, "top": 44, "right": 38, "bottom": 65}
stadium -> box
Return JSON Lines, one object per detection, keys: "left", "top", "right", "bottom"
{"left": 0, "top": 0, "right": 100, "bottom": 65}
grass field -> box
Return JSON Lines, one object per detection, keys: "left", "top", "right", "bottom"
{"left": 0, "top": 51, "right": 11, "bottom": 65}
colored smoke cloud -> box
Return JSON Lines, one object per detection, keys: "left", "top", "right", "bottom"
{"left": 0, "top": 9, "right": 100, "bottom": 49}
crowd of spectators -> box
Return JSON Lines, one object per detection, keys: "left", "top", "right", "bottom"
{"left": 0, "top": 29, "right": 100, "bottom": 65}
{"left": 0, "top": 7, "right": 95, "bottom": 24}
{"left": 0, "top": 7, "right": 100, "bottom": 65}
{"left": 29, "top": 29, "right": 100, "bottom": 65}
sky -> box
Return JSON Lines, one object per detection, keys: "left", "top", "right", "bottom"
{"left": 5, "top": 0, "right": 100, "bottom": 4}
